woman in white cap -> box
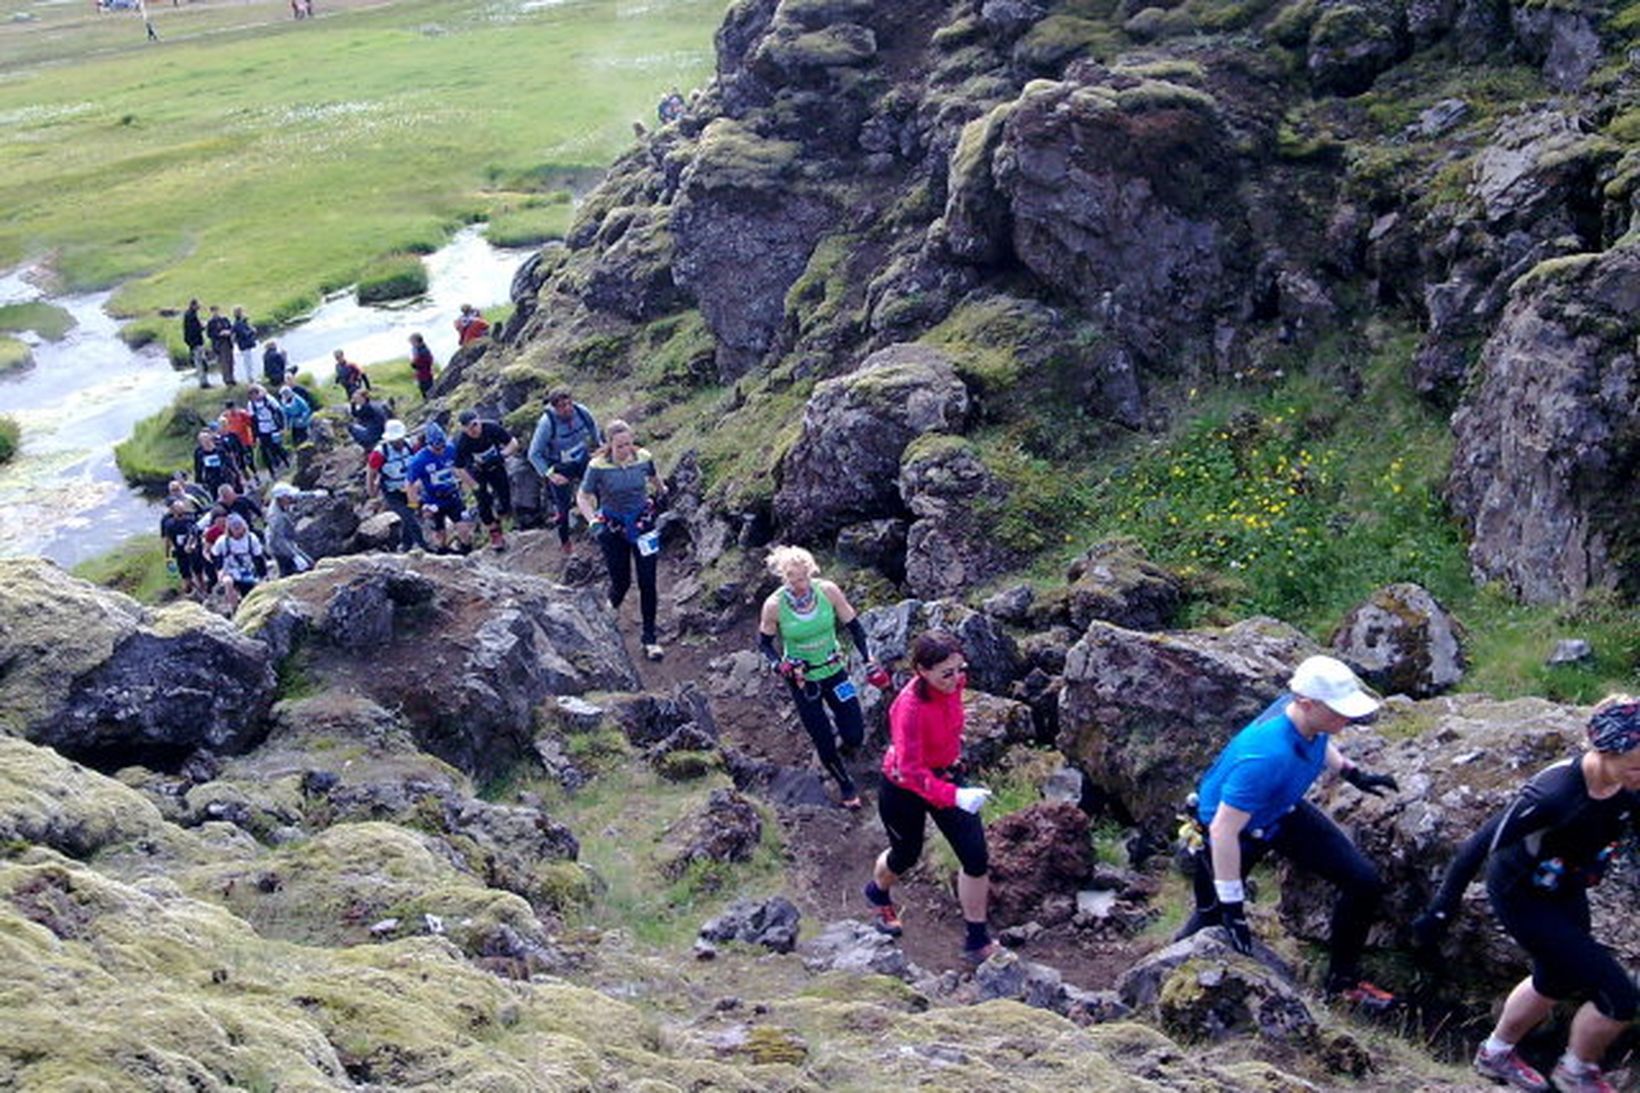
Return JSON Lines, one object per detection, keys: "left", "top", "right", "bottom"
{"left": 1175, "top": 654, "right": 1401, "bottom": 1010}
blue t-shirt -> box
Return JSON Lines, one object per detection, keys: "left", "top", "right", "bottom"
{"left": 408, "top": 445, "right": 461, "bottom": 501}
{"left": 1196, "top": 693, "right": 1330, "bottom": 837}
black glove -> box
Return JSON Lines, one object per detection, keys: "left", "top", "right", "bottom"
{"left": 1219, "top": 900, "right": 1254, "bottom": 955}
{"left": 1342, "top": 766, "right": 1399, "bottom": 798}
{"left": 1410, "top": 906, "right": 1451, "bottom": 951}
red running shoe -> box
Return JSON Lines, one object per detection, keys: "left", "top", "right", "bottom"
{"left": 1472, "top": 1045, "right": 1549, "bottom": 1092}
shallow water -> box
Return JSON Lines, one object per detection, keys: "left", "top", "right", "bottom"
{"left": 0, "top": 225, "right": 529, "bottom": 568}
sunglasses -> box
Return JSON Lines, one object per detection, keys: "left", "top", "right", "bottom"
{"left": 936, "top": 664, "right": 968, "bottom": 680}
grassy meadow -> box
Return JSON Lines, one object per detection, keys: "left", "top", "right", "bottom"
{"left": 0, "top": 0, "right": 726, "bottom": 346}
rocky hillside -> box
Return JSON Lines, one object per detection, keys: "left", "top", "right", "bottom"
{"left": 437, "top": 0, "right": 1638, "bottom": 622}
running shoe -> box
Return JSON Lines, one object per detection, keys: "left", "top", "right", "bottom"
{"left": 1473, "top": 1045, "right": 1549, "bottom": 1092}
{"left": 643, "top": 642, "right": 665, "bottom": 662}
{"left": 489, "top": 527, "right": 506, "bottom": 551}
{"left": 1328, "top": 978, "right": 1397, "bottom": 1014}
{"left": 1549, "top": 1061, "right": 1617, "bottom": 1093}
{"left": 840, "top": 795, "right": 862, "bottom": 811}
{"left": 961, "top": 940, "right": 1000, "bottom": 966}
{"left": 862, "top": 888, "right": 902, "bottom": 937}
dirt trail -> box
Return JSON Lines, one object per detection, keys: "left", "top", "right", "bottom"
{"left": 566, "top": 545, "right": 1166, "bottom": 987}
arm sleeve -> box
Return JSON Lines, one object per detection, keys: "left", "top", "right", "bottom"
{"left": 888, "top": 696, "right": 959, "bottom": 809}
{"left": 844, "top": 617, "right": 870, "bottom": 661}
{"left": 527, "top": 416, "right": 554, "bottom": 477}
{"left": 1427, "top": 809, "right": 1505, "bottom": 912}
{"left": 758, "top": 631, "right": 781, "bottom": 668}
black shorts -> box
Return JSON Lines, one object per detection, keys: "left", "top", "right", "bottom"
{"left": 1488, "top": 872, "right": 1639, "bottom": 1021}
{"left": 879, "top": 778, "right": 988, "bottom": 879}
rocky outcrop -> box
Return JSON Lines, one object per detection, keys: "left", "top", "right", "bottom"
{"left": 237, "top": 554, "right": 639, "bottom": 779}
{"left": 1059, "top": 539, "right": 1183, "bottom": 632}
{"left": 858, "top": 596, "right": 1022, "bottom": 700}
{"left": 0, "top": 558, "right": 276, "bottom": 770}
{"left": 658, "top": 788, "right": 764, "bottom": 881}
{"left": 1118, "top": 932, "right": 1318, "bottom": 1045}
{"left": 0, "top": 736, "right": 173, "bottom": 859}
{"left": 1447, "top": 242, "right": 1640, "bottom": 603}
{"left": 1330, "top": 581, "right": 1464, "bottom": 697}
{"left": 1057, "top": 617, "right": 1317, "bottom": 836}
{"left": 899, "top": 434, "right": 1015, "bottom": 599}
{"left": 774, "top": 343, "right": 969, "bottom": 543}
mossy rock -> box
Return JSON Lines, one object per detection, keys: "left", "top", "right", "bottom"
{"left": 775, "top": 0, "right": 876, "bottom": 29}
{"left": 1124, "top": 6, "right": 1197, "bottom": 40}
{"left": 526, "top": 859, "right": 601, "bottom": 912}
{"left": 739, "top": 1025, "right": 809, "bottom": 1065}
{"left": 1013, "top": 15, "right": 1112, "bottom": 73}
{"left": 760, "top": 23, "right": 878, "bottom": 71}
{"left": 686, "top": 119, "right": 803, "bottom": 194}
{"left": 0, "top": 736, "right": 175, "bottom": 860}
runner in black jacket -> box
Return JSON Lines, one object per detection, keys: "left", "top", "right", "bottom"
{"left": 1415, "top": 697, "right": 1640, "bottom": 1093}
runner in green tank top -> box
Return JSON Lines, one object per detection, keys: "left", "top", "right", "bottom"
{"left": 758, "top": 545, "right": 885, "bottom": 809}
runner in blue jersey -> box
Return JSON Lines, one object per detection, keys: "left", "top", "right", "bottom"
{"left": 407, "top": 422, "right": 472, "bottom": 553}
{"left": 1178, "top": 655, "right": 1401, "bottom": 1010}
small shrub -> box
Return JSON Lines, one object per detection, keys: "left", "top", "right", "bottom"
{"left": 0, "top": 415, "right": 19, "bottom": 464}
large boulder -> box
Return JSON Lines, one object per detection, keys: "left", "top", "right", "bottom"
{"left": 1061, "top": 539, "right": 1183, "bottom": 632}
{"left": 1329, "top": 582, "right": 1464, "bottom": 698}
{"left": 774, "top": 343, "right": 970, "bottom": 543}
{"left": 1117, "top": 932, "right": 1317, "bottom": 1045}
{"left": 657, "top": 788, "right": 764, "bottom": 881}
{"left": 1057, "top": 618, "right": 1317, "bottom": 837}
{"left": 0, "top": 558, "right": 276, "bottom": 770}
{"left": 0, "top": 736, "right": 175, "bottom": 859}
{"left": 237, "top": 554, "right": 639, "bottom": 780}
{"left": 1447, "top": 242, "right": 1640, "bottom": 603}
{"left": 858, "top": 597, "right": 1022, "bottom": 700}
{"left": 990, "top": 72, "right": 1248, "bottom": 365}
{"left": 1274, "top": 694, "right": 1640, "bottom": 991}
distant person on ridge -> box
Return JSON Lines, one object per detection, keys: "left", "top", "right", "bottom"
{"left": 182, "top": 299, "right": 210, "bottom": 389}
{"left": 246, "top": 384, "right": 288, "bottom": 477}
{"left": 231, "top": 306, "right": 258, "bottom": 384}
{"left": 347, "top": 387, "right": 387, "bottom": 449}
{"left": 278, "top": 384, "right": 313, "bottom": 448}
{"left": 657, "top": 88, "right": 685, "bottom": 124}
{"left": 408, "top": 332, "right": 436, "bottom": 398}
{"left": 261, "top": 340, "right": 288, "bottom": 388}
{"left": 454, "top": 304, "right": 489, "bottom": 346}
{"left": 332, "top": 348, "right": 369, "bottom": 398}
{"left": 205, "top": 305, "right": 235, "bottom": 387}
{"left": 527, "top": 387, "right": 600, "bottom": 556}
{"left": 1176, "top": 655, "right": 1400, "bottom": 1011}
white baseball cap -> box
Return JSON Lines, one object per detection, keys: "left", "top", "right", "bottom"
{"left": 383, "top": 419, "right": 407, "bottom": 442}
{"left": 1289, "top": 655, "right": 1379, "bottom": 719}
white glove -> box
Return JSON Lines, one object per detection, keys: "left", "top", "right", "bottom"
{"left": 954, "top": 787, "right": 992, "bottom": 814}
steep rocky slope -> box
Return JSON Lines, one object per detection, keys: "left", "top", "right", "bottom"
{"left": 440, "top": 0, "right": 1639, "bottom": 613}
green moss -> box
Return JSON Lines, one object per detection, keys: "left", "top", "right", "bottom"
{"left": 355, "top": 253, "right": 428, "bottom": 305}
{"left": 1267, "top": 0, "right": 1319, "bottom": 44}
{"left": 633, "top": 310, "right": 717, "bottom": 395}
{"left": 485, "top": 202, "right": 573, "bottom": 247}
{"left": 563, "top": 331, "right": 635, "bottom": 377}
{"left": 1124, "top": 5, "right": 1197, "bottom": 39}
{"left": 1115, "top": 79, "right": 1218, "bottom": 113}
{"left": 784, "top": 233, "right": 863, "bottom": 338}
{"left": 0, "top": 337, "right": 31, "bottom": 377}
{"left": 1113, "top": 59, "right": 1207, "bottom": 82}
{"left": 0, "top": 414, "right": 18, "bottom": 462}
{"left": 656, "top": 750, "right": 719, "bottom": 781}
{"left": 1013, "top": 16, "right": 1113, "bottom": 73}
{"left": 526, "top": 860, "right": 599, "bottom": 912}
{"left": 688, "top": 119, "right": 803, "bottom": 194}
{"left": 1189, "top": 0, "right": 1278, "bottom": 30}
{"left": 1510, "top": 252, "right": 1602, "bottom": 295}
{"left": 0, "top": 301, "right": 74, "bottom": 340}
{"left": 931, "top": 15, "right": 983, "bottom": 48}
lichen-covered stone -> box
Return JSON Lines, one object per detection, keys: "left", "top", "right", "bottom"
{"left": 1330, "top": 581, "right": 1464, "bottom": 697}
{"left": 0, "top": 558, "right": 276, "bottom": 770}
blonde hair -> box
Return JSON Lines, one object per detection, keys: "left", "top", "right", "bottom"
{"left": 595, "top": 419, "right": 635, "bottom": 460}
{"left": 765, "top": 545, "right": 820, "bottom": 580}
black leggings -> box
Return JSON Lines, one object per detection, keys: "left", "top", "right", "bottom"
{"left": 1489, "top": 874, "right": 1639, "bottom": 1021}
{"left": 471, "top": 464, "right": 511, "bottom": 527}
{"left": 597, "top": 529, "right": 658, "bottom": 644}
{"left": 549, "top": 461, "right": 587, "bottom": 545}
{"left": 258, "top": 433, "right": 288, "bottom": 475}
{"left": 788, "top": 671, "right": 864, "bottom": 797}
{"left": 880, "top": 779, "right": 988, "bottom": 878}
{"left": 1190, "top": 799, "right": 1383, "bottom": 981}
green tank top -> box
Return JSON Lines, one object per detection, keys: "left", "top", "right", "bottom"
{"left": 778, "top": 584, "right": 844, "bottom": 680}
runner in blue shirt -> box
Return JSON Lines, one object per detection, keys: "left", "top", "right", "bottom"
{"left": 1178, "top": 655, "right": 1401, "bottom": 1010}
{"left": 407, "top": 422, "right": 472, "bottom": 553}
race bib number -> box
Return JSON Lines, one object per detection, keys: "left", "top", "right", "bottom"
{"left": 833, "top": 679, "right": 858, "bottom": 702}
{"left": 561, "top": 442, "right": 586, "bottom": 464}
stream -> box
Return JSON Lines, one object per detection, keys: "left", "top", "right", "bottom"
{"left": 0, "top": 226, "right": 530, "bottom": 569}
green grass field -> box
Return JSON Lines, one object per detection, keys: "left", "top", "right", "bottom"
{"left": 0, "top": 0, "right": 724, "bottom": 341}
